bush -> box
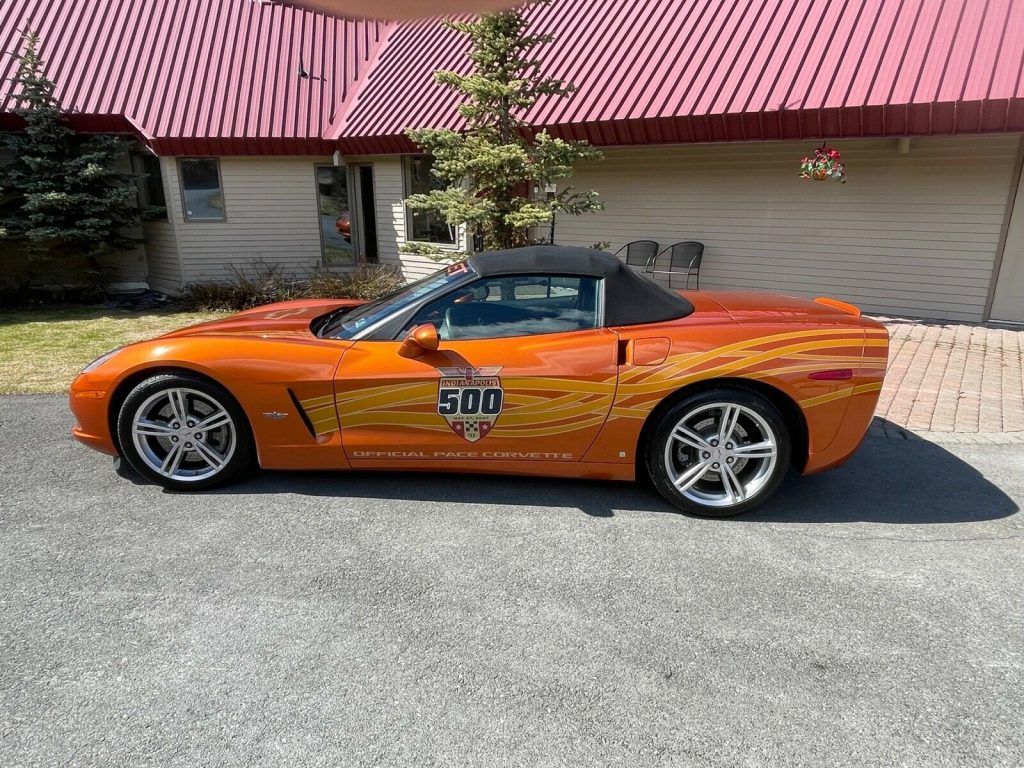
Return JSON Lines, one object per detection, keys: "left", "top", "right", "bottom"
{"left": 180, "top": 262, "right": 302, "bottom": 311}
{"left": 180, "top": 261, "right": 404, "bottom": 312}
{"left": 306, "top": 265, "right": 406, "bottom": 301}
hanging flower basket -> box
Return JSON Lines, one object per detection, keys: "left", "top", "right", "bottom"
{"left": 800, "top": 144, "right": 846, "bottom": 183}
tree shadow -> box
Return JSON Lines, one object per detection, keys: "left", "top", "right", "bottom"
{"left": 0, "top": 305, "right": 192, "bottom": 326}
{"left": 184, "top": 422, "right": 1018, "bottom": 524}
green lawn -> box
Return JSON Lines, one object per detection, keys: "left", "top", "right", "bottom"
{"left": 0, "top": 306, "right": 227, "bottom": 394}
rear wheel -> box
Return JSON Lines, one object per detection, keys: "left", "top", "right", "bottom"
{"left": 117, "top": 374, "right": 253, "bottom": 491}
{"left": 647, "top": 388, "right": 791, "bottom": 517}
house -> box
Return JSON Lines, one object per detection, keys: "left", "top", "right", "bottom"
{"left": 1, "top": 0, "right": 1022, "bottom": 323}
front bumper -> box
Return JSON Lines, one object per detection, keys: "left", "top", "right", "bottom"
{"left": 69, "top": 375, "right": 117, "bottom": 456}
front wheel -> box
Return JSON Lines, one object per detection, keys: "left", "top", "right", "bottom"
{"left": 117, "top": 374, "right": 254, "bottom": 491}
{"left": 647, "top": 388, "right": 791, "bottom": 517}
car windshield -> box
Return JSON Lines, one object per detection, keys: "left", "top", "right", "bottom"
{"left": 318, "top": 261, "right": 477, "bottom": 339}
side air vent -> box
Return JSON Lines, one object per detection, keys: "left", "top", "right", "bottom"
{"left": 287, "top": 389, "right": 318, "bottom": 438}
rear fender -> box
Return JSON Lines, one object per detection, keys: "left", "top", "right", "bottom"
{"left": 584, "top": 320, "right": 872, "bottom": 466}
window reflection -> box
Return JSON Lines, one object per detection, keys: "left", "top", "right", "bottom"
{"left": 317, "top": 165, "right": 354, "bottom": 266}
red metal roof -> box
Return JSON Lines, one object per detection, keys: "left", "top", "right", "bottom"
{"left": 0, "top": 0, "right": 387, "bottom": 154}
{"left": 1, "top": 0, "right": 1023, "bottom": 155}
{"left": 334, "top": 0, "right": 1024, "bottom": 153}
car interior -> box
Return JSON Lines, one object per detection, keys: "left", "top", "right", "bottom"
{"left": 403, "top": 275, "right": 599, "bottom": 340}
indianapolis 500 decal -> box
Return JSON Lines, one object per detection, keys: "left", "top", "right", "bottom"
{"left": 436, "top": 366, "right": 503, "bottom": 443}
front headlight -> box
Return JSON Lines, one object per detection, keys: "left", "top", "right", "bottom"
{"left": 81, "top": 349, "right": 121, "bottom": 373}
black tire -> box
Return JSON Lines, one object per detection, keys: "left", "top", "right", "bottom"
{"left": 646, "top": 387, "right": 791, "bottom": 518}
{"left": 116, "top": 373, "right": 254, "bottom": 491}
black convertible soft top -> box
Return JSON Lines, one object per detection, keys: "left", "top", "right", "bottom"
{"left": 467, "top": 246, "right": 694, "bottom": 326}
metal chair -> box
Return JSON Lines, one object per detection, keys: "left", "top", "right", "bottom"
{"left": 647, "top": 241, "right": 704, "bottom": 289}
{"left": 613, "top": 240, "right": 660, "bottom": 272}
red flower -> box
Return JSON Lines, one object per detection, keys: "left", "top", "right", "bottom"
{"left": 800, "top": 143, "right": 846, "bottom": 182}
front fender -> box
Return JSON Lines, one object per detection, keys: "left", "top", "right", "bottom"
{"left": 70, "top": 335, "right": 353, "bottom": 470}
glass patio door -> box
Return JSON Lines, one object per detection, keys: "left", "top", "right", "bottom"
{"left": 316, "top": 164, "right": 378, "bottom": 267}
{"left": 316, "top": 165, "right": 355, "bottom": 266}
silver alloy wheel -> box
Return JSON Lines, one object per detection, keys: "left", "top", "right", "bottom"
{"left": 663, "top": 401, "right": 779, "bottom": 509}
{"left": 131, "top": 387, "right": 237, "bottom": 483}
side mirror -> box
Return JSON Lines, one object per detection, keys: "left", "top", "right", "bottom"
{"left": 398, "top": 323, "right": 440, "bottom": 358}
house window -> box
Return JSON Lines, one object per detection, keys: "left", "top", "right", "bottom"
{"left": 131, "top": 153, "right": 167, "bottom": 219}
{"left": 316, "top": 164, "right": 355, "bottom": 266}
{"left": 179, "top": 158, "right": 225, "bottom": 221}
{"left": 405, "top": 155, "right": 455, "bottom": 246}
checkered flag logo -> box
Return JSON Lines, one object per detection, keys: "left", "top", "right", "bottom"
{"left": 436, "top": 366, "right": 504, "bottom": 443}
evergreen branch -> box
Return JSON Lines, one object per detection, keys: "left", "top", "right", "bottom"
{"left": 403, "top": 2, "right": 603, "bottom": 251}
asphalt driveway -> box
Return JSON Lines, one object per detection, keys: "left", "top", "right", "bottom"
{"left": 1, "top": 395, "right": 1022, "bottom": 767}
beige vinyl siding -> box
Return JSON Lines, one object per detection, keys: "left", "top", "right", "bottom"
{"left": 155, "top": 154, "right": 455, "bottom": 288}
{"left": 553, "top": 135, "right": 1022, "bottom": 321}
{"left": 141, "top": 157, "right": 184, "bottom": 293}
{"left": 366, "top": 156, "right": 420, "bottom": 278}
{"left": 989, "top": 158, "right": 1024, "bottom": 322}
{"left": 163, "top": 156, "right": 327, "bottom": 283}
{"left": 142, "top": 219, "right": 182, "bottom": 293}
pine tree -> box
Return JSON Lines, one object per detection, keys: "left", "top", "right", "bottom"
{"left": 405, "top": 2, "right": 603, "bottom": 252}
{"left": 0, "top": 30, "right": 140, "bottom": 283}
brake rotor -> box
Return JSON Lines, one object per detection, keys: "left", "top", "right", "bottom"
{"left": 675, "top": 415, "right": 752, "bottom": 481}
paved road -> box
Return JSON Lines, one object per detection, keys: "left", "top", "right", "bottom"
{"left": 2, "top": 395, "right": 1022, "bottom": 767}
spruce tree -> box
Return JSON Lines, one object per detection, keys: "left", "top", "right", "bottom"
{"left": 405, "top": 2, "right": 603, "bottom": 252}
{"left": 0, "top": 31, "right": 140, "bottom": 283}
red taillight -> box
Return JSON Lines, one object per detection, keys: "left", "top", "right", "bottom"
{"left": 808, "top": 369, "right": 854, "bottom": 380}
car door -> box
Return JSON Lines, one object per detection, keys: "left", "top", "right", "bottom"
{"left": 334, "top": 274, "right": 620, "bottom": 465}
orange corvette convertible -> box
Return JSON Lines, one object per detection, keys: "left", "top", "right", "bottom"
{"left": 70, "top": 247, "right": 888, "bottom": 517}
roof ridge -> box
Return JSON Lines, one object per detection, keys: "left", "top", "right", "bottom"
{"left": 323, "top": 18, "right": 399, "bottom": 141}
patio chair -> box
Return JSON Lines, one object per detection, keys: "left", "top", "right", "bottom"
{"left": 613, "top": 240, "right": 660, "bottom": 272}
{"left": 647, "top": 241, "right": 704, "bottom": 289}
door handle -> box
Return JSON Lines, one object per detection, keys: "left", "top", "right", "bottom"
{"left": 616, "top": 339, "right": 630, "bottom": 366}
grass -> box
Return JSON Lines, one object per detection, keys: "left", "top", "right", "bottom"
{"left": 0, "top": 306, "right": 227, "bottom": 394}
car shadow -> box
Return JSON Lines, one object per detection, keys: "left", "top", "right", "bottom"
{"left": 752, "top": 432, "right": 1017, "bottom": 524}
{"left": 187, "top": 421, "right": 1018, "bottom": 524}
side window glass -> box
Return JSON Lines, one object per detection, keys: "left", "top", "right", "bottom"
{"left": 403, "top": 275, "right": 599, "bottom": 340}
{"left": 179, "top": 158, "right": 225, "bottom": 221}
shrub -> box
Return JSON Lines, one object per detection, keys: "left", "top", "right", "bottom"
{"left": 306, "top": 265, "right": 405, "bottom": 300}
{"left": 179, "top": 262, "right": 298, "bottom": 311}
{"left": 180, "top": 261, "right": 404, "bottom": 312}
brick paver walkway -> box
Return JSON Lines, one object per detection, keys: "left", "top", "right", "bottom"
{"left": 872, "top": 318, "right": 1024, "bottom": 443}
